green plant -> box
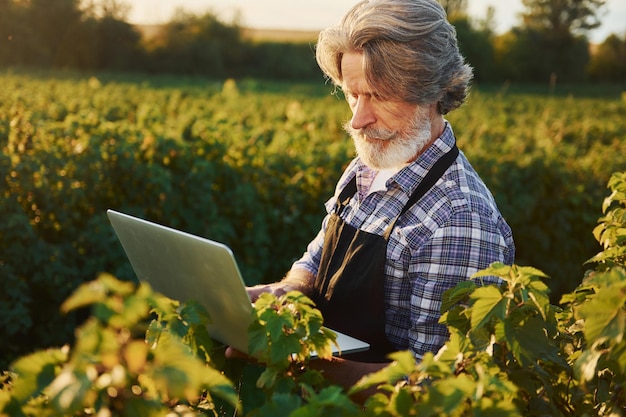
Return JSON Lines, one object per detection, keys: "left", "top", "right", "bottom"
{"left": 560, "top": 170, "right": 626, "bottom": 415}
{"left": 0, "top": 274, "right": 238, "bottom": 416}
{"left": 243, "top": 291, "right": 360, "bottom": 416}
{"left": 350, "top": 170, "right": 626, "bottom": 416}
{"left": 352, "top": 265, "right": 560, "bottom": 416}
{"left": 248, "top": 291, "right": 335, "bottom": 390}
{"left": 1, "top": 69, "right": 626, "bottom": 414}
{"left": 586, "top": 171, "right": 626, "bottom": 269}
{"left": 0, "top": 277, "right": 357, "bottom": 416}
{"left": 2, "top": 167, "right": 625, "bottom": 415}
{"left": 2, "top": 73, "right": 625, "bottom": 367}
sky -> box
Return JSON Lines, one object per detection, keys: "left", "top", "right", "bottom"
{"left": 126, "top": 0, "right": 626, "bottom": 43}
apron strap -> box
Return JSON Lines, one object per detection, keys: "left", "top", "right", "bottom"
{"left": 336, "top": 174, "right": 358, "bottom": 216}
{"left": 334, "top": 144, "right": 459, "bottom": 236}
{"left": 384, "top": 145, "right": 459, "bottom": 238}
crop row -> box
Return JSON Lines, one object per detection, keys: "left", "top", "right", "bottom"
{"left": 1, "top": 72, "right": 624, "bottom": 367}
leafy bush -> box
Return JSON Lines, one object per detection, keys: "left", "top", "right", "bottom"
{"left": 0, "top": 274, "right": 238, "bottom": 416}
{"left": 352, "top": 171, "right": 626, "bottom": 415}
{"left": 1, "top": 171, "right": 625, "bottom": 416}
{"left": 1, "top": 73, "right": 624, "bottom": 371}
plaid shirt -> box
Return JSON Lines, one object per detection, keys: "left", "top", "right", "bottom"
{"left": 292, "top": 122, "right": 515, "bottom": 359}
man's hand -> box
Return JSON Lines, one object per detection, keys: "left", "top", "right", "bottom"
{"left": 227, "top": 270, "right": 315, "bottom": 358}
{"left": 247, "top": 269, "right": 314, "bottom": 302}
{"left": 224, "top": 346, "right": 253, "bottom": 361}
{"left": 309, "top": 357, "right": 388, "bottom": 405}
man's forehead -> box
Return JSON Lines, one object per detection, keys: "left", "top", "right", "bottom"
{"left": 340, "top": 53, "right": 371, "bottom": 91}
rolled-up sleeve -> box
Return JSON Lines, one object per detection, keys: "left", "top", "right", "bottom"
{"left": 290, "top": 213, "right": 330, "bottom": 276}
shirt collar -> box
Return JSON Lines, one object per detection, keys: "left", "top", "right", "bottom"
{"left": 354, "top": 121, "right": 456, "bottom": 196}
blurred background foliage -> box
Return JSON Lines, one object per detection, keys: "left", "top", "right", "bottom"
{"left": 1, "top": 73, "right": 624, "bottom": 371}
{"left": 0, "top": 0, "right": 624, "bottom": 83}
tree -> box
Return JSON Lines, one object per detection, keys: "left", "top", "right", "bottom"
{"left": 0, "top": 0, "right": 17, "bottom": 65}
{"left": 588, "top": 33, "right": 626, "bottom": 82}
{"left": 147, "top": 9, "right": 245, "bottom": 77}
{"left": 493, "top": 27, "right": 590, "bottom": 83}
{"left": 438, "top": 0, "right": 468, "bottom": 19}
{"left": 93, "top": 17, "right": 143, "bottom": 71}
{"left": 25, "top": 0, "right": 84, "bottom": 67}
{"left": 521, "top": 0, "right": 606, "bottom": 37}
{"left": 81, "top": 0, "right": 131, "bottom": 21}
{"left": 495, "top": 0, "right": 607, "bottom": 83}
{"left": 451, "top": 16, "right": 496, "bottom": 82}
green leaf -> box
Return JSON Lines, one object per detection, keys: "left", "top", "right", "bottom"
{"left": 473, "top": 262, "right": 511, "bottom": 280}
{"left": 145, "top": 320, "right": 164, "bottom": 347}
{"left": 73, "top": 321, "right": 119, "bottom": 355}
{"left": 285, "top": 386, "right": 358, "bottom": 417}
{"left": 304, "top": 313, "right": 324, "bottom": 336}
{"left": 122, "top": 396, "right": 165, "bottom": 417}
{"left": 440, "top": 304, "right": 471, "bottom": 334}
{"left": 582, "top": 267, "right": 626, "bottom": 290}
{"left": 476, "top": 396, "right": 521, "bottom": 416}
{"left": 60, "top": 280, "right": 108, "bottom": 314}
{"left": 514, "top": 265, "right": 549, "bottom": 280}
{"left": 266, "top": 313, "right": 294, "bottom": 342}
{"left": 306, "top": 328, "right": 336, "bottom": 360}
{"left": 150, "top": 336, "right": 218, "bottom": 401}
{"left": 435, "top": 331, "right": 469, "bottom": 363}
{"left": 578, "top": 284, "right": 626, "bottom": 344}
{"left": 502, "top": 316, "right": 561, "bottom": 368}
{"left": 60, "top": 274, "right": 136, "bottom": 314}
{"left": 470, "top": 285, "right": 506, "bottom": 329}
{"left": 254, "top": 292, "right": 277, "bottom": 311}
{"left": 114, "top": 294, "right": 150, "bottom": 328}
{"left": 92, "top": 302, "right": 117, "bottom": 325}
{"left": 269, "top": 335, "right": 301, "bottom": 365}
{"left": 179, "top": 300, "right": 212, "bottom": 326}
{"left": 274, "top": 377, "right": 297, "bottom": 396}
{"left": 187, "top": 324, "right": 216, "bottom": 362}
{"left": 48, "top": 369, "right": 94, "bottom": 415}
{"left": 256, "top": 367, "right": 279, "bottom": 390}
{"left": 392, "top": 387, "right": 417, "bottom": 416}
{"left": 148, "top": 294, "right": 179, "bottom": 319}
{"left": 10, "top": 348, "right": 67, "bottom": 403}
{"left": 351, "top": 351, "right": 416, "bottom": 392}
{"left": 427, "top": 374, "right": 475, "bottom": 414}
{"left": 441, "top": 280, "right": 476, "bottom": 313}
{"left": 167, "top": 315, "right": 190, "bottom": 339}
{"left": 575, "top": 346, "right": 604, "bottom": 382}
{"left": 248, "top": 321, "right": 270, "bottom": 357}
{"left": 0, "top": 392, "right": 24, "bottom": 417}
{"left": 587, "top": 246, "right": 626, "bottom": 265}
{"left": 249, "top": 392, "right": 301, "bottom": 416}
{"left": 200, "top": 367, "right": 238, "bottom": 407}
{"left": 526, "top": 281, "right": 551, "bottom": 314}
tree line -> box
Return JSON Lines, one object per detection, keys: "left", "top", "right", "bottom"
{"left": 0, "top": 0, "right": 624, "bottom": 83}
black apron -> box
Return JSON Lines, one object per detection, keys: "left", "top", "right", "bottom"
{"left": 311, "top": 145, "right": 459, "bottom": 362}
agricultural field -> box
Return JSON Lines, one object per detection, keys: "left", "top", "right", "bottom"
{"left": 1, "top": 71, "right": 625, "bottom": 368}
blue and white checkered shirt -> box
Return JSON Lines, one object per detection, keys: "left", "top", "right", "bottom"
{"left": 292, "top": 122, "right": 515, "bottom": 359}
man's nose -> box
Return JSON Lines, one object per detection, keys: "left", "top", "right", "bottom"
{"left": 351, "top": 97, "right": 376, "bottom": 130}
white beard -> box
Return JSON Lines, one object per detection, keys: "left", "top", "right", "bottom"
{"left": 344, "top": 106, "right": 433, "bottom": 170}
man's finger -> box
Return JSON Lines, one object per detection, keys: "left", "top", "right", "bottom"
{"left": 225, "top": 346, "right": 249, "bottom": 359}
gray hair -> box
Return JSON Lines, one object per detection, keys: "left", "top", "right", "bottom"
{"left": 316, "top": 0, "right": 473, "bottom": 114}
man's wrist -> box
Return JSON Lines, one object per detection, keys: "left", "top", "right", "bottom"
{"left": 282, "top": 269, "right": 314, "bottom": 295}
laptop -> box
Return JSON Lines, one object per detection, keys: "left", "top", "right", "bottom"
{"left": 106, "top": 209, "right": 369, "bottom": 357}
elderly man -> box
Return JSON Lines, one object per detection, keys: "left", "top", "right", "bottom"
{"left": 239, "top": 0, "right": 514, "bottom": 391}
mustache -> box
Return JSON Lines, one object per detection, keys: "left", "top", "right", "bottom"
{"left": 342, "top": 122, "right": 397, "bottom": 141}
